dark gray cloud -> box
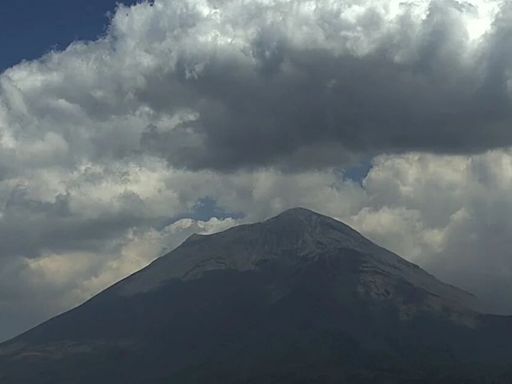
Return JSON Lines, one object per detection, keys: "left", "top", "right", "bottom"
{"left": 2, "top": 0, "right": 509, "bottom": 172}
{"left": 137, "top": 0, "right": 512, "bottom": 170}
{"left": 0, "top": 179, "right": 154, "bottom": 258}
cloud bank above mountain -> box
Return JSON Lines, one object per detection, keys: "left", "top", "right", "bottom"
{"left": 2, "top": 0, "right": 512, "bottom": 340}
{"left": 3, "top": 0, "right": 512, "bottom": 172}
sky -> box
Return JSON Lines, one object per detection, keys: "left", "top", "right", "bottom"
{"left": 1, "top": 0, "right": 512, "bottom": 341}
{"left": 0, "top": 0, "right": 140, "bottom": 71}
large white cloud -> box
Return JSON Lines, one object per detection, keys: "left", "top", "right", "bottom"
{"left": 2, "top": 0, "right": 512, "bottom": 341}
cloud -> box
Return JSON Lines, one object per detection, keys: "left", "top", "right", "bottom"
{"left": 130, "top": 0, "right": 512, "bottom": 169}
{"left": 2, "top": 0, "right": 512, "bottom": 341}
{"left": 1, "top": 0, "right": 512, "bottom": 173}
{"left": 346, "top": 151, "right": 512, "bottom": 314}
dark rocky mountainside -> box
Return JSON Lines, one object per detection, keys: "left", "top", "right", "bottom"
{"left": 1, "top": 208, "right": 512, "bottom": 383}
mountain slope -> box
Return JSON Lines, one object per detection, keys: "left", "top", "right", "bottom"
{"left": 1, "top": 208, "right": 512, "bottom": 383}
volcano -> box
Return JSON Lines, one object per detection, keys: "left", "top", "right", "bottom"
{"left": 1, "top": 208, "right": 512, "bottom": 383}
